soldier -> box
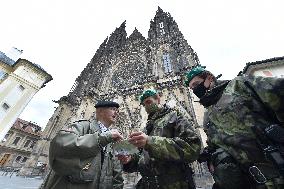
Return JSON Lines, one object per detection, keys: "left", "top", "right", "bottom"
{"left": 40, "top": 100, "right": 124, "bottom": 189}
{"left": 184, "top": 66, "right": 284, "bottom": 189}
{"left": 117, "top": 89, "right": 201, "bottom": 189}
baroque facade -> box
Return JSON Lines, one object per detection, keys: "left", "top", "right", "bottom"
{"left": 0, "top": 118, "right": 42, "bottom": 173}
{"left": 20, "top": 7, "right": 213, "bottom": 187}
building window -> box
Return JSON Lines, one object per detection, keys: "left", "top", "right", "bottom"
{"left": 1, "top": 133, "right": 10, "bottom": 142}
{"left": 21, "top": 157, "right": 28, "bottom": 163}
{"left": 15, "top": 156, "right": 22, "bottom": 162}
{"left": 0, "top": 70, "right": 8, "bottom": 81}
{"left": 12, "top": 137, "right": 21, "bottom": 145}
{"left": 22, "top": 124, "right": 27, "bottom": 130}
{"left": 162, "top": 53, "right": 172, "bottom": 73}
{"left": 29, "top": 141, "right": 35, "bottom": 149}
{"left": 18, "top": 85, "right": 25, "bottom": 91}
{"left": 0, "top": 154, "right": 11, "bottom": 166}
{"left": 24, "top": 140, "right": 31, "bottom": 147}
{"left": 2, "top": 103, "right": 10, "bottom": 111}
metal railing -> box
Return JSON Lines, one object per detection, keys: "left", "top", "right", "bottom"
{"left": 0, "top": 166, "right": 20, "bottom": 177}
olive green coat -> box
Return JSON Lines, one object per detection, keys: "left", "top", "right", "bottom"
{"left": 40, "top": 120, "right": 123, "bottom": 189}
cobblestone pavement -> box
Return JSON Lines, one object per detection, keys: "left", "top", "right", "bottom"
{"left": 0, "top": 174, "right": 212, "bottom": 189}
{"left": 0, "top": 175, "right": 43, "bottom": 189}
{"left": 0, "top": 175, "right": 136, "bottom": 189}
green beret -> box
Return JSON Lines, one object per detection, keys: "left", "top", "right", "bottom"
{"left": 139, "top": 89, "right": 157, "bottom": 104}
{"left": 184, "top": 66, "right": 206, "bottom": 86}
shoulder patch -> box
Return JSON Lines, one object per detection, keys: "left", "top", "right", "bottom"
{"left": 72, "top": 120, "right": 90, "bottom": 125}
{"left": 61, "top": 126, "right": 74, "bottom": 132}
{"left": 173, "top": 108, "right": 182, "bottom": 116}
{"left": 73, "top": 119, "right": 89, "bottom": 123}
{"left": 61, "top": 124, "right": 77, "bottom": 133}
{"left": 74, "top": 120, "right": 91, "bottom": 128}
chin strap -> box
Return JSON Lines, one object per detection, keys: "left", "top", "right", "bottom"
{"left": 215, "top": 74, "right": 222, "bottom": 79}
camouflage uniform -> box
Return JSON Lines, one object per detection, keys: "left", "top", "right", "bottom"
{"left": 40, "top": 120, "right": 123, "bottom": 189}
{"left": 123, "top": 106, "right": 201, "bottom": 189}
{"left": 202, "top": 76, "right": 284, "bottom": 189}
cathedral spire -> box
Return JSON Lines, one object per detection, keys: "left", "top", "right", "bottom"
{"left": 148, "top": 6, "right": 184, "bottom": 44}
{"left": 128, "top": 27, "right": 146, "bottom": 42}
{"left": 157, "top": 6, "right": 164, "bottom": 14}
{"left": 120, "top": 20, "right": 126, "bottom": 28}
{"left": 105, "top": 21, "right": 127, "bottom": 55}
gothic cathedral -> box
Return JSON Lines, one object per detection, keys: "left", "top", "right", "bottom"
{"left": 21, "top": 7, "right": 212, "bottom": 187}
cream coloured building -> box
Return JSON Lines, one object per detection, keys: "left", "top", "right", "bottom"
{"left": 242, "top": 56, "right": 284, "bottom": 78}
{"left": 0, "top": 51, "right": 52, "bottom": 141}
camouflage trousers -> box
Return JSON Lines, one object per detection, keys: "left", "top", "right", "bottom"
{"left": 264, "top": 177, "right": 284, "bottom": 189}
{"left": 211, "top": 149, "right": 284, "bottom": 189}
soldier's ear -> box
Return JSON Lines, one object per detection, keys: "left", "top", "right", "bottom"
{"left": 157, "top": 95, "right": 161, "bottom": 104}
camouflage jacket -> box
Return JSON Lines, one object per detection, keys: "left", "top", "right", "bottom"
{"left": 204, "top": 76, "right": 284, "bottom": 177}
{"left": 40, "top": 120, "right": 123, "bottom": 189}
{"left": 124, "top": 106, "right": 201, "bottom": 189}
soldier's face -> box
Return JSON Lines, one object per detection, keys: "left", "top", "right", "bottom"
{"left": 189, "top": 75, "right": 215, "bottom": 89}
{"left": 188, "top": 76, "right": 204, "bottom": 89}
{"left": 142, "top": 96, "right": 160, "bottom": 114}
{"left": 101, "top": 107, "right": 119, "bottom": 125}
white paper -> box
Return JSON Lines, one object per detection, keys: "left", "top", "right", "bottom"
{"left": 112, "top": 140, "right": 139, "bottom": 155}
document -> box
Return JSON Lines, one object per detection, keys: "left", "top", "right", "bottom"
{"left": 113, "top": 140, "right": 139, "bottom": 155}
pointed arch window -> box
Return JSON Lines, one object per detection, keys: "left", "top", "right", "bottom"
{"left": 159, "top": 22, "right": 165, "bottom": 35}
{"left": 162, "top": 53, "right": 172, "bottom": 73}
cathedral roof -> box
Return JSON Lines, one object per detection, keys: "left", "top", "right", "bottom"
{"left": 12, "top": 118, "right": 42, "bottom": 137}
{"left": 104, "top": 21, "right": 127, "bottom": 55}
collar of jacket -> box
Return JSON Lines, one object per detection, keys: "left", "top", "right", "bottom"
{"left": 146, "top": 105, "right": 172, "bottom": 135}
{"left": 199, "top": 80, "right": 230, "bottom": 107}
{"left": 148, "top": 105, "right": 172, "bottom": 121}
{"left": 89, "top": 120, "right": 101, "bottom": 134}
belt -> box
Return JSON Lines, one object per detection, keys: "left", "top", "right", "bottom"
{"left": 65, "top": 175, "right": 93, "bottom": 184}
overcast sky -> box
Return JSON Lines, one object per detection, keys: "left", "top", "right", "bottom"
{"left": 1, "top": 0, "right": 283, "bottom": 129}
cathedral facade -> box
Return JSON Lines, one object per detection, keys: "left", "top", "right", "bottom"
{"left": 20, "top": 7, "right": 212, "bottom": 188}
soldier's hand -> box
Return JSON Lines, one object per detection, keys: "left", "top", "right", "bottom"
{"left": 116, "top": 154, "right": 132, "bottom": 164}
{"left": 128, "top": 131, "right": 148, "bottom": 148}
{"left": 110, "top": 129, "right": 123, "bottom": 142}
